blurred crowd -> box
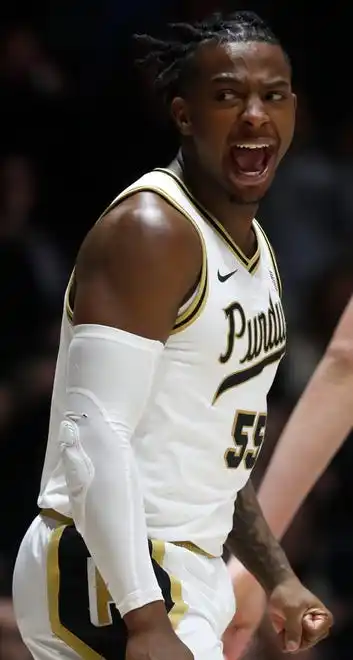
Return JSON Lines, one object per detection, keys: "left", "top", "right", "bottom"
{"left": 1, "top": 2, "right": 353, "bottom": 660}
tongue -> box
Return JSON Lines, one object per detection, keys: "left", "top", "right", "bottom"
{"left": 231, "top": 147, "right": 266, "bottom": 173}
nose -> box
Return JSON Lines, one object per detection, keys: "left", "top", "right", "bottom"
{"left": 241, "top": 96, "right": 269, "bottom": 128}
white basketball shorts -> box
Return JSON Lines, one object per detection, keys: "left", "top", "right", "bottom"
{"left": 13, "top": 514, "right": 235, "bottom": 660}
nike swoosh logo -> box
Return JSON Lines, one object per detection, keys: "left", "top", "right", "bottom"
{"left": 217, "top": 269, "right": 237, "bottom": 283}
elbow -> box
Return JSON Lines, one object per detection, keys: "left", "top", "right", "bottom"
{"left": 325, "top": 339, "right": 353, "bottom": 374}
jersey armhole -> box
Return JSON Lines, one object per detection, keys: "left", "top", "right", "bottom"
{"left": 64, "top": 185, "right": 208, "bottom": 332}
{"left": 254, "top": 221, "right": 282, "bottom": 298}
{"left": 65, "top": 271, "right": 75, "bottom": 324}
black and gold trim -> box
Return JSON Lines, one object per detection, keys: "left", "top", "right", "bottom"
{"left": 41, "top": 508, "right": 73, "bottom": 525}
{"left": 154, "top": 168, "right": 261, "bottom": 275}
{"left": 150, "top": 539, "right": 188, "bottom": 629}
{"left": 40, "top": 509, "right": 215, "bottom": 557}
{"left": 172, "top": 540, "right": 215, "bottom": 558}
{"left": 224, "top": 410, "right": 267, "bottom": 470}
{"left": 253, "top": 220, "right": 282, "bottom": 297}
{"left": 65, "top": 270, "right": 75, "bottom": 324}
{"left": 47, "top": 525, "right": 102, "bottom": 660}
{"left": 47, "top": 525, "right": 188, "bottom": 660}
{"left": 213, "top": 345, "right": 286, "bottom": 403}
{"left": 172, "top": 265, "right": 207, "bottom": 334}
{"left": 63, "top": 184, "right": 208, "bottom": 333}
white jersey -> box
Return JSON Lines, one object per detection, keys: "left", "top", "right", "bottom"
{"left": 38, "top": 168, "right": 286, "bottom": 556}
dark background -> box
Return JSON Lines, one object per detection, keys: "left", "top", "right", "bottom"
{"left": 1, "top": 2, "right": 353, "bottom": 660}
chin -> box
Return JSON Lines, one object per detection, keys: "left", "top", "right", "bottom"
{"left": 228, "top": 185, "right": 269, "bottom": 206}
{"left": 227, "top": 170, "right": 275, "bottom": 206}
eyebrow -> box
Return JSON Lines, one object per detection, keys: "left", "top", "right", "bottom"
{"left": 211, "top": 73, "right": 290, "bottom": 88}
{"left": 263, "top": 77, "right": 291, "bottom": 89}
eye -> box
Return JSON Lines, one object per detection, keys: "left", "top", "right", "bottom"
{"left": 215, "top": 90, "right": 238, "bottom": 102}
{"left": 266, "top": 91, "right": 286, "bottom": 102}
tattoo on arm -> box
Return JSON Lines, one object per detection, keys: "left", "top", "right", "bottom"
{"left": 226, "top": 480, "right": 294, "bottom": 593}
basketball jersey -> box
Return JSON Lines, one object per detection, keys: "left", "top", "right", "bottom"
{"left": 38, "top": 169, "right": 286, "bottom": 557}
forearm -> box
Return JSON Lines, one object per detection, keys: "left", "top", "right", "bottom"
{"left": 226, "top": 480, "right": 294, "bottom": 594}
{"left": 62, "top": 324, "right": 164, "bottom": 618}
{"left": 258, "top": 299, "right": 353, "bottom": 539}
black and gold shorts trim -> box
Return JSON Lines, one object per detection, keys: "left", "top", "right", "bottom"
{"left": 47, "top": 524, "right": 188, "bottom": 660}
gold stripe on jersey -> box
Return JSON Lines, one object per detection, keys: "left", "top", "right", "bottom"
{"left": 114, "top": 186, "right": 208, "bottom": 333}
{"left": 64, "top": 185, "right": 209, "bottom": 332}
{"left": 172, "top": 260, "right": 207, "bottom": 333}
{"left": 150, "top": 540, "right": 188, "bottom": 629}
{"left": 65, "top": 270, "right": 75, "bottom": 323}
{"left": 154, "top": 168, "right": 261, "bottom": 274}
{"left": 253, "top": 220, "right": 282, "bottom": 297}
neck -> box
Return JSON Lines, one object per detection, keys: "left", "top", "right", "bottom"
{"left": 171, "top": 148, "right": 258, "bottom": 258}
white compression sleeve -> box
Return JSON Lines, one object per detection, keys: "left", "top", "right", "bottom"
{"left": 59, "top": 323, "right": 164, "bottom": 616}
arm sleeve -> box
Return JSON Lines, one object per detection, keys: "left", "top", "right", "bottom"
{"left": 59, "top": 323, "right": 164, "bottom": 616}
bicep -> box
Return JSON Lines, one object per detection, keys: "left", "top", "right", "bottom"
{"left": 73, "top": 196, "right": 202, "bottom": 342}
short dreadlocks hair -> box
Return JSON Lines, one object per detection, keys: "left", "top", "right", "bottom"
{"left": 134, "top": 11, "right": 289, "bottom": 106}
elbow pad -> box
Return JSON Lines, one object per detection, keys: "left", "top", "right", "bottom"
{"left": 60, "top": 323, "right": 164, "bottom": 616}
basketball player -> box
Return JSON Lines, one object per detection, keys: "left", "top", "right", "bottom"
{"left": 13, "top": 12, "right": 333, "bottom": 660}
{"left": 224, "top": 294, "right": 353, "bottom": 659}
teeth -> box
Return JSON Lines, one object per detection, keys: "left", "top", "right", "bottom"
{"left": 235, "top": 144, "right": 269, "bottom": 149}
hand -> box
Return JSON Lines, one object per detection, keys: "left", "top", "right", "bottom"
{"left": 223, "top": 559, "right": 266, "bottom": 660}
{"left": 268, "top": 576, "right": 333, "bottom": 653}
{"left": 125, "top": 601, "right": 194, "bottom": 660}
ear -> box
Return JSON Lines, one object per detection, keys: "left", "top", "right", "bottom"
{"left": 170, "top": 96, "right": 193, "bottom": 136}
{"left": 292, "top": 92, "right": 297, "bottom": 113}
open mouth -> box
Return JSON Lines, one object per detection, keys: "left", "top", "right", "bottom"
{"left": 229, "top": 143, "right": 275, "bottom": 182}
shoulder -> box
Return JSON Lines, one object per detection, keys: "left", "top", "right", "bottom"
{"left": 72, "top": 190, "right": 203, "bottom": 338}
{"left": 77, "top": 190, "right": 202, "bottom": 278}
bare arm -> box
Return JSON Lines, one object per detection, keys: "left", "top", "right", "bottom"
{"left": 226, "top": 480, "right": 295, "bottom": 594}
{"left": 257, "top": 294, "right": 353, "bottom": 539}
{"left": 74, "top": 192, "right": 201, "bottom": 338}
